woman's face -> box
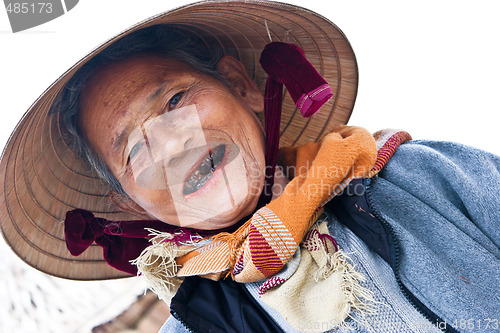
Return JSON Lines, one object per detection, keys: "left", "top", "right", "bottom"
{"left": 79, "top": 53, "right": 266, "bottom": 230}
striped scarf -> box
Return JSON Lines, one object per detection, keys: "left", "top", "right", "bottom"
{"left": 133, "top": 126, "right": 411, "bottom": 299}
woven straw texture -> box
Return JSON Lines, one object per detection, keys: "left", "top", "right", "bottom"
{"left": 0, "top": 0, "right": 357, "bottom": 280}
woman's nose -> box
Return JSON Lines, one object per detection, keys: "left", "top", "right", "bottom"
{"left": 143, "top": 104, "right": 206, "bottom": 167}
{"left": 147, "top": 129, "right": 195, "bottom": 164}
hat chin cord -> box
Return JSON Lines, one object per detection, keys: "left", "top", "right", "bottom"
{"left": 257, "top": 42, "right": 334, "bottom": 207}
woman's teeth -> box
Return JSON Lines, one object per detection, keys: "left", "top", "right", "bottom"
{"left": 183, "top": 145, "right": 225, "bottom": 195}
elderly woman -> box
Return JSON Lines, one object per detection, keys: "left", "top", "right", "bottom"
{"left": 1, "top": 1, "right": 498, "bottom": 333}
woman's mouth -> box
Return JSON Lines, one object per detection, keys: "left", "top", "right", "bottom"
{"left": 183, "top": 144, "right": 226, "bottom": 195}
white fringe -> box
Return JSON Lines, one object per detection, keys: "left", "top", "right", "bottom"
{"left": 315, "top": 249, "right": 377, "bottom": 327}
{"left": 131, "top": 230, "right": 196, "bottom": 303}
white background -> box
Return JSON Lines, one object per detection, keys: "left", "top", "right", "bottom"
{"left": 0, "top": 1, "right": 499, "bottom": 332}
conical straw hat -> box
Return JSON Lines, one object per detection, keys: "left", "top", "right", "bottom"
{"left": 0, "top": 0, "right": 357, "bottom": 280}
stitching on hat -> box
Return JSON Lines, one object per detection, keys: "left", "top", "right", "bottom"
{"left": 264, "top": 20, "right": 273, "bottom": 43}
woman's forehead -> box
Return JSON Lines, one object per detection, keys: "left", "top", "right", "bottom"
{"left": 85, "top": 54, "right": 191, "bottom": 92}
{"left": 80, "top": 54, "right": 200, "bottom": 119}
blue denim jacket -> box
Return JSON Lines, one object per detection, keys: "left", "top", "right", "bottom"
{"left": 367, "top": 140, "right": 499, "bottom": 332}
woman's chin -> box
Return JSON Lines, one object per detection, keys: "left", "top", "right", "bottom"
{"left": 190, "top": 208, "right": 250, "bottom": 230}
{"left": 191, "top": 196, "right": 259, "bottom": 230}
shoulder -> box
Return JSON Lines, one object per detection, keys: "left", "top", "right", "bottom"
{"left": 373, "top": 139, "right": 500, "bottom": 249}
{"left": 385, "top": 139, "right": 499, "bottom": 174}
{"left": 379, "top": 139, "right": 500, "bottom": 194}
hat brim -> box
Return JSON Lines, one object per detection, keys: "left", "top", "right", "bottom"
{"left": 0, "top": 0, "right": 357, "bottom": 280}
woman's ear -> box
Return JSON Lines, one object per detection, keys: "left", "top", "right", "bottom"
{"left": 109, "top": 191, "right": 151, "bottom": 219}
{"left": 217, "top": 55, "right": 264, "bottom": 113}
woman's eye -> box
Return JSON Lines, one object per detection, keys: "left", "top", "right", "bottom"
{"left": 168, "top": 91, "right": 184, "bottom": 109}
{"left": 127, "top": 143, "right": 142, "bottom": 164}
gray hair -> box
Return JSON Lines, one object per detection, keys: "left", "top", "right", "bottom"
{"left": 51, "top": 25, "right": 223, "bottom": 195}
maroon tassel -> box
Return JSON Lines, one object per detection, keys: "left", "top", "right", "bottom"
{"left": 258, "top": 42, "right": 334, "bottom": 205}
{"left": 260, "top": 42, "right": 333, "bottom": 117}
